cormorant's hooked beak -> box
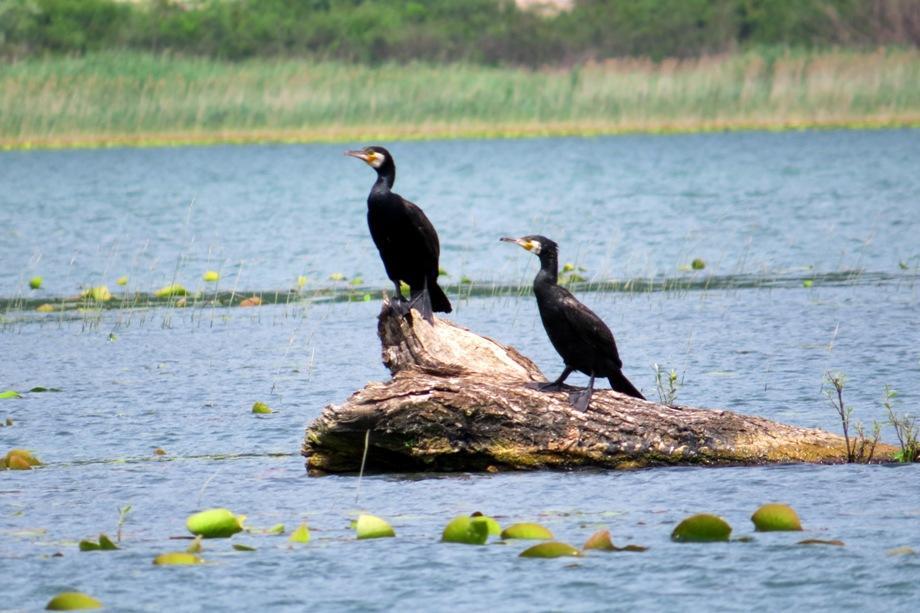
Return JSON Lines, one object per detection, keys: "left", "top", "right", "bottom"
{"left": 500, "top": 236, "right": 535, "bottom": 252}
{"left": 345, "top": 149, "right": 370, "bottom": 162}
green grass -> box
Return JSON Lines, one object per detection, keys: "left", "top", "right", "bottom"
{"left": 2, "top": 48, "right": 919, "bottom": 149}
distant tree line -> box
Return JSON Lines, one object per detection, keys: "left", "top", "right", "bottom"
{"left": 1, "top": 0, "right": 918, "bottom": 64}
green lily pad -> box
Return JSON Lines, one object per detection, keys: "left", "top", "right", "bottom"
{"left": 186, "top": 508, "right": 245, "bottom": 538}
{"left": 519, "top": 541, "right": 582, "bottom": 558}
{"left": 116, "top": 275, "right": 129, "bottom": 286}
{"left": 4, "top": 449, "right": 42, "bottom": 469}
{"left": 501, "top": 522, "right": 553, "bottom": 540}
{"left": 46, "top": 591, "right": 102, "bottom": 610}
{"left": 0, "top": 390, "right": 22, "bottom": 399}
{"left": 36, "top": 303, "right": 55, "bottom": 313}
{"left": 82, "top": 286, "right": 111, "bottom": 302}
{"left": 470, "top": 512, "right": 501, "bottom": 536}
{"left": 29, "top": 387, "right": 61, "bottom": 393}
{"left": 355, "top": 514, "right": 395, "bottom": 539}
{"left": 154, "top": 283, "right": 188, "bottom": 298}
{"left": 232, "top": 543, "right": 256, "bottom": 552}
{"left": 442, "top": 515, "right": 489, "bottom": 545}
{"left": 98, "top": 534, "right": 118, "bottom": 550}
{"left": 251, "top": 402, "right": 273, "bottom": 414}
{"left": 78, "top": 534, "right": 118, "bottom": 551}
{"left": 798, "top": 539, "right": 844, "bottom": 546}
{"left": 29, "top": 276, "right": 43, "bottom": 290}
{"left": 289, "top": 523, "right": 310, "bottom": 543}
{"left": 202, "top": 270, "right": 221, "bottom": 282}
{"left": 583, "top": 529, "right": 615, "bottom": 551}
{"left": 153, "top": 552, "right": 203, "bottom": 565}
{"left": 671, "top": 514, "right": 732, "bottom": 542}
{"left": 751, "top": 503, "right": 802, "bottom": 532}
{"left": 691, "top": 258, "right": 706, "bottom": 270}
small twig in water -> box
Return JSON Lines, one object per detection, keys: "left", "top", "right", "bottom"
{"left": 355, "top": 429, "right": 371, "bottom": 506}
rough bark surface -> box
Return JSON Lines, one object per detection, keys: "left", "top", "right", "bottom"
{"left": 302, "top": 301, "right": 895, "bottom": 474}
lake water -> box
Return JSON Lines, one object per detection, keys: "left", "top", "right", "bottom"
{"left": 1, "top": 131, "right": 919, "bottom": 611}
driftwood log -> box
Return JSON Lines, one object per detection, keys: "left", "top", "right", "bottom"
{"left": 302, "top": 300, "right": 895, "bottom": 474}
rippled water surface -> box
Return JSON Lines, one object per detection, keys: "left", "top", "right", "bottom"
{"left": 2, "top": 131, "right": 919, "bottom": 612}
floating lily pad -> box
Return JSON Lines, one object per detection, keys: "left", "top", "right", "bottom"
{"left": 691, "top": 258, "right": 706, "bottom": 270}
{"left": 29, "top": 386, "right": 61, "bottom": 393}
{"left": 78, "top": 533, "right": 118, "bottom": 551}
{"left": 329, "top": 272, "right": 346, "bottom": 282}
{"left": 470, "top": 512, "right": 501, "bottom": 536}
{"left": 36, "top": 303, "right": 55, "bottom": 313}
{"left": 751, "top": 503, "right": 802, "bottom": 532}
{"left": 46, "top": 591, "right": 101, "bottom": 610}
{"left": 266, "top": 523, "right": 285, "bottom": 535}
{"left": 289, "top": 523, "right": 310, "bottom": 543}
{"left": 251, "top": 402, "right": 272, "bottom": 414}
{"left": 501, "top": 522, "right": 553, "bottom": 540}
{"left": 520, "top": 541, "right": 582, "bottom": 558}
{"left": 116, "top": 276, "right": 129, "bottom": 286}
{"left": 671, "top": 514, "right": 732, "bottom": 542}
{"left": 802, "top": 279, "right": 814, "bottom": 288}
{"left": 0, "top": 390, "right": 22, "bottom": 399}
{"left": 202, "top": 270, "right": 220, "bottom": 282}
{"left": 355, "top": 514, "right": 395, "bottom": 539}
{"left": 232, "top": 543, "right": 256, "bottom": 552}
{"left": 442, "top": 515, "right": 489, "bottom": 545}
{"left": 29, "top": 276, "right": 43, "bottom": 289}
{"left": 583, "top": 529, "right": 615, "bottom": 551}
{"left": 798, "top": 539, "right": 844, "bottom": 546}
{"left": 153, "top": 552, "right": 203, "bottom": 565}
{"left": 82, "top": 286, "right": 111, "bottom": 302}
{"left": 186, "top": 508, "right": 245, "bottom": 538}
{"left": 154, "top": 283, "right": 188, "bottom": 298}
{"left": 4, "top": 449, "right": 42, "bottom": 469}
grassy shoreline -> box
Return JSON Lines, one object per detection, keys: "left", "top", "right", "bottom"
{"left": 2, "top": 49, "right": 919, "bottom": 150}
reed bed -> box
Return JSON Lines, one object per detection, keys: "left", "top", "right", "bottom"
{"left": 1, "top": 48, "right": 918, "bottom": 149}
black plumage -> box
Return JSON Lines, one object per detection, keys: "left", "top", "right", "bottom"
{"left": 502, "top": 235, "right": 644, "bottom": 410}
{"left": 347, "top": 146, "right": 451, "bottom": 320}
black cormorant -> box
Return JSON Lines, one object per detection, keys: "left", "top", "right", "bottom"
{"left": 346, "top": 146, "right": 451, "bottom": 321}
{"left": 501, "top": 235, "right": 644, "bottom": 410}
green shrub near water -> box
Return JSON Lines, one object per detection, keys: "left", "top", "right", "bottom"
{"left": 1, "top": 0, "right": 918, "bottom": 63}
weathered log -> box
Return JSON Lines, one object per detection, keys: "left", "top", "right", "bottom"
{"left": 302, "top": 300, "right": 895, "bottom": 473}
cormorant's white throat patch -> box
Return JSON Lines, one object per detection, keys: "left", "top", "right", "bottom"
{"left": 529, "top": 240, "right": 542, "bottom": 254}
{"left": 369, "top": 152, "right": 386, "bottom": 169}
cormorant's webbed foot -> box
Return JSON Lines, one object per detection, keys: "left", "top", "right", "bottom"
{"left": 571, "top": 374, "right": 596, "bottom": 412}
{"left": 407, "top": 290, "right": 435, "bottom": 324}
{"left": 539, "top": 367, "right": 574, "bottom": 391}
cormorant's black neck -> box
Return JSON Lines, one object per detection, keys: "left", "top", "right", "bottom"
{"left": 535, "top": 249, "right": 559, "bottom": 286}
{"left": 372, "top": 160, "right": 396, "bottom": 192}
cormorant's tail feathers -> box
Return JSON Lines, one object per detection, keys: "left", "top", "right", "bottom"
{"left": 428, "top": 279, "right": 452, "bottom": 314}
{"left": 608, "top": 371, "right": 645, "bottom": 400}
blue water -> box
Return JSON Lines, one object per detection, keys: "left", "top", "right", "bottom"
{"left": 2, "top": 131, "right": 919, "bottom": 611}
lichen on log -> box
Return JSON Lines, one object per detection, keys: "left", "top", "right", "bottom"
{"left": 302, "top": 300, "right": 895, "bottom": 474}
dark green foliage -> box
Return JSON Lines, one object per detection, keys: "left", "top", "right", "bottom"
{"left": 1, "top": 0, "right": 918, "bottom": 64}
